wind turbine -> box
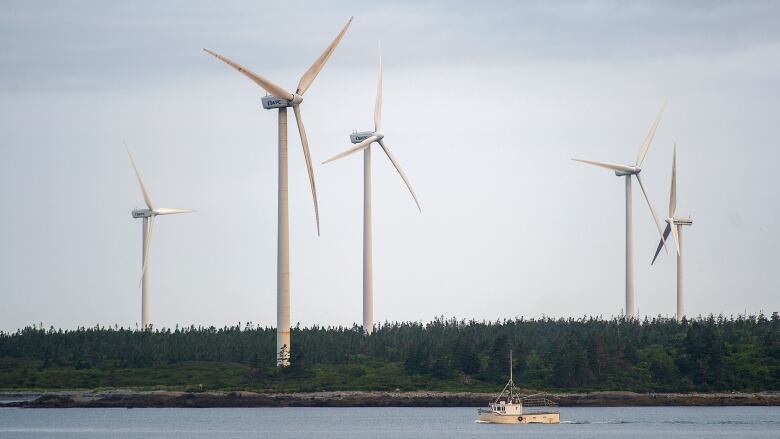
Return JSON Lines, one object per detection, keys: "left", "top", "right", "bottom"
{"left": 204, "top": 17, "right": 352, "bottom": 366}
{"left": 127, "top": 147, "right": 194, "bottom": 329}
{"left": 651, "top": 144, "right": 692, "bottom": 322}
{"left": 573, "top": 104, "right": 668, "bottom": 319}
{"left": 322, "top": 46, "right": 420, "bottom": 335}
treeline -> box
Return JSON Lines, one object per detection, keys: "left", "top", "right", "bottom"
{"left": 0, "top": 314, "right": 778, "bottom": 392}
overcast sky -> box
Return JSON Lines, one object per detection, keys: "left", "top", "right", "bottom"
{"left": 1, "top": 0, "right": 778, "bottom": 332}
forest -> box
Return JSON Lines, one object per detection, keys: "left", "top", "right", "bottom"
{"left": 0, "top": 314, "right": 777, "bottom": 393}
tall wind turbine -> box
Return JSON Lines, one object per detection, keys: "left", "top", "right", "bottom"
{"left": 651, "top": 144, "right": 692, "bottom": 322}
{"left": 204, "top": 17, "right": 352, "bottom": 366}
{"left": 127, "top": 148, "right": 194, "bottom": 329}
{"left": 322, "top": 46, "right": 420, "bottom": 335}
{"left": 573, "top": 104, "right": 668, "bottom": 319}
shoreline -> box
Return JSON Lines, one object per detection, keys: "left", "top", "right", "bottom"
{"left": 1, "top": 390, "right": 778, "bottom": 408}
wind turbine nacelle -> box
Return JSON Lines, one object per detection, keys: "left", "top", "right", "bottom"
{"left": 261, "top": 95, "right": 293, "bottom": 109}
{"left": 615, "top": 167, "right": 641, "bottom": 177}
{"left": 132, "top": 209, "right": 153, "bottom": 218}
{"left": 350, "top": 131, "right": 375, "bottom": 144}
{"left": 673, "top": 216, "right": 693, "bottom": 226}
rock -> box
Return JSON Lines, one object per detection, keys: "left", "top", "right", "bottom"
{"left": 3, "top": 390, "right": 778, "bottom": 408}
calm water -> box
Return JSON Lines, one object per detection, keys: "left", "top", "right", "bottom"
{"left": 0, "top": 406, "right": 778, "bottom": 438}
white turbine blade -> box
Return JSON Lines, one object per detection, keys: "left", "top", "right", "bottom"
{"left": 669, "top": 143, "right": 677, "bottom": 217}
{"left": 140, "top": 217, "right": 155, "bottom": 283}
{"left": 669, "top": 220, "right": 681, "bottom": 255}
{"left": 572, "top": 158, "right": 634, "bottom": 174}
{"left": 635, "top": 174, "right": 667, "bottom": 253}
{"left": 651, "top": 223, "right": 672, "bottom": 265}
{"left": 293, "top": 105, "right": 321, "bottom": 236}
{"left": 374, "top": 43, "right": 382, "bottom": 132}
{"left": 203, "top": 49, "right": 294, "bottom": 101}
{"left": 378, "top": 139, "right": 421, "bottom": 212}
{"left": 322, "top": 136, "right": 377, "bottom": 164}
{"left": 296, "top": 17, "right": 353, "bottom": 96}
{"left": 125, "top": 145, "right": 154, "bottom": 210}
{"left": 155, "top": 208, "right": 195, "bottom": 215}
{"left": 635, "top": 101, "right": 666, "bottom": 167}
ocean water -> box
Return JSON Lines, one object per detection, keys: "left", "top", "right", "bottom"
{"left": 0, "top": 406, "right": 778, "bottom": 438}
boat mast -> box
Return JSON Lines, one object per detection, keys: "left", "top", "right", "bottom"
{"left": 492, "top": 349, "right": 519, "bottom": 405}
{"left": 509, "top": 349, "right": 513, "bottom": 400}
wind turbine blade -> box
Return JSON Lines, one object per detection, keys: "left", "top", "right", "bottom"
{"left": 140, "top": 217, "right": 155, "bottom": 283}
{"left": 125, "top": 145, "right": 154, "bottom": 210}
{"left": 378, "top": 139, "right": 421, "bottom": 212}
{"left": 635, "top": 101, "right": 666, "bottom": 167}
{"left": 296, "top": 17, "right": 353, "bottom": 96}
{"left": 322, "top": 136, "right": 377, "bottom": 164}
{"left": 669, "top": 143, "right": 677, "bottom": 217}
{"left": 669, "top": 220, "right": 681, "bottom": 255}
{"left": 651, "top": 223, "right": 672, "bottom": 265}
{"left": 293, "top": 105, "right": 321, "bottom": 236}
{"left": 374, "top": 43, "right": 382, "bottom": 132}
{"left": 571, "top": 158, "right": 634, "bottom": 173}
{"left": 155, "top": 208, "right": 195, "bottom": 215}
{"left": 635, "top": 174, "right": 667, "bottom": 253}
{"left": 203, "top": 49, "right": 294, "bottom": 101}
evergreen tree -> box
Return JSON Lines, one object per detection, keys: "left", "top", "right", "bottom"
{"left": 452, "top": 340, "right": 481, "bottom": 375}
{"left": 487, "top": 335, "right": 511, "bottom": 382}
{"left": 0, "top": 315, "right": 777, "bottom": 392}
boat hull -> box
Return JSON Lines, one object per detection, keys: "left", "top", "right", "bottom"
{"left": 478, "top": 411, "right": 560, "bottom": 424}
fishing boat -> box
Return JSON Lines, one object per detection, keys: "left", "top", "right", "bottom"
{"left": 477, "top": 351, "right": 560, "bottom": 424}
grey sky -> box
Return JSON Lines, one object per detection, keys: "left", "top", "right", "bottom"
{"left": 0, "top": 0, "right": 778, "bottom": 332}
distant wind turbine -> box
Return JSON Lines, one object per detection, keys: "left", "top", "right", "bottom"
{"left": 573, "top": 103, "right": 668, "bottom": 319}
{"left": 651, "top": 144, "right": 692, "bottom": 322}
{"left": 323, "top": 45, "right": 420, "bottom": 335}
{"left": 204, "top": 17, "right": 352, "bottom": 366}
{"left": 126, "top": 147, "right": 194, "bottom": 329}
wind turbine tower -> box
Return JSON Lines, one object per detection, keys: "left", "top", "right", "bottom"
{"left": 651, "top": 144, "right": 692, "bottom": 322}
{"left": 204, "top": 18, "right": 352, "bottom": 366}
{"left": 573, "top": 104, "right": 668, "bottom": 319}
{"left": 323, "top": 46, "right": 421, "bottom": 334}
{"left": 127, "top": 148, "right": 194, "bottom": 329}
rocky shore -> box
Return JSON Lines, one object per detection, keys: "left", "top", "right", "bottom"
{"left": 1, "top": 390, "right": 778, "bottom": 408}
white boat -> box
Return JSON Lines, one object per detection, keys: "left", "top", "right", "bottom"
{"left": 477, "top": 351, "right": 560, "bottom": 424}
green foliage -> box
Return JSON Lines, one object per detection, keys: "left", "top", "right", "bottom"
{"left": 0, "top": 314, "right": 777, "bottom": 392}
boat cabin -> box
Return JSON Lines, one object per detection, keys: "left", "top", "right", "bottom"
{"left": 489, "top": 400, "right": 523, "bottom": 415}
